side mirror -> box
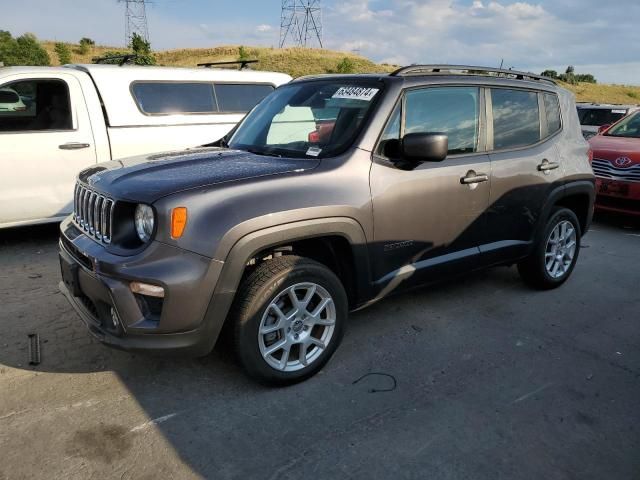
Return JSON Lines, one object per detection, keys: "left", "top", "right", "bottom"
{"left": 598, "top": 124, "right": 611, "bottom": 134}
{"left": 401, "top": 132, "right": 448, "bottom": 163}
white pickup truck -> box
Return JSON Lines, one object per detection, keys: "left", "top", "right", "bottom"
{"left": 0, "top": 64, "right": 291, "bottom": 228}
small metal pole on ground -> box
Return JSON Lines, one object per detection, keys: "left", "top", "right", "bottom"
{"left": 28, "top": 334, "right": 41, "bottom": 366}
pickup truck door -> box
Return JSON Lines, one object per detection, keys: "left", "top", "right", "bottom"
{"left": 0, "top": 73, "right": 97, "bottom": 226}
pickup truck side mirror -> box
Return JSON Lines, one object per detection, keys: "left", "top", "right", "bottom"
{"left": 401, "top": 133, "right": 448, "bottom": 163}
{"left": 598, "top": 124, "right": 611, "bottom": 134}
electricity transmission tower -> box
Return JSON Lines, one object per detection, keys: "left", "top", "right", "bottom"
{"left": 279, "top": 1, "right": 323, "bottom": 48}
{"left": 121, "top": 0, "right": 150, "bottom": 45}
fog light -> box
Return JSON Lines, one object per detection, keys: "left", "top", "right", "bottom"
{"left": 130, "top": 281, "right": 165, "bottom": 298}
{"left": 110, "top": 307, "right": 120, "bottom": 329}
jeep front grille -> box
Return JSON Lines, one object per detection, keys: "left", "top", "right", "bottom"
{"left": 592, "top": 158, "right": 640, "bottom": 183}
{"left": 73, "top": 183, "right": 115, "bottom": 244}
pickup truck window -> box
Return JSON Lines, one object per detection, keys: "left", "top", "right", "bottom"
{"left": 132, "top": 82, "right": 217, "bottom": 114}
{"left": 0, "top": 79, "right": 72, "bottom": 132}
{"left": 131, "top": 82, "right": 275, "bottom": 115}
{"left": 214, "top": 84, "right": 274, "bottom": 113}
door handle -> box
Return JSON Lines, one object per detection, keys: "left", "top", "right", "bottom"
{"left": 59, "top": 142, "right": 90, "bottom": 150}
{"left": 537, "top": 159, "right": 559, "bottom": 173}
{"left": 460, "top": 171, "right": 489, "bottom": 185}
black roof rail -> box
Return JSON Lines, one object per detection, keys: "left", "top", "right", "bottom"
{"left": 92, "top": 54, "right": 139, "bottom": 66}
{"left": 197, "top": 60, "right": 259, "bottom": 70}
{"left": 390, "top": 64, "right": 557, "bottom": 85}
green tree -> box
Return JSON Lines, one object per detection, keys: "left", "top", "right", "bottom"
{"left": 129, "top": 33, "right": 155, "bottom": 65}
{"left": 78, "top": 37, "right": 95, "bottom": 55}
{"left": 541, "top": 69, "right": 558, "bottom": 79}
{"left": 0, "top": 31, "right": 50, "bottom": 66}
{"left": 54, "top": 42, "right": 72, "bottom": 65}
{"left": 575, "top": 73, "right": 597, "bottom": 84}
{"left": 97, "top": 34, "right": 155, "bottom": 66}
{"left": 238, "top": 45, "right": 249, "bottom": 60}
{"left": 335, "top": 57, "right": 355, "bottom": 74}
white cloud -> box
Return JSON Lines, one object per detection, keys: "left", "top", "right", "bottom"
{"left": 322, "top": 0, "right": 640, "bottom": 84}
{"left": 256, "top": 24, "right": 272, "bottom": 32}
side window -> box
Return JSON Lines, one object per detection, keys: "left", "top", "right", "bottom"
{"left": 131, "top": 82, "right": 216, "bottom": 114}
{"left": 404, "top": 87, "right": 480, "bottom": 154}
{"left": 0, "top": 79, "right": 72, "bottom": 132}
{"left": 214, "top": 84, "right": 274, "bottom": 113}
{"left": 491, "top": 88, "right": 540, "bottom": 149}
{"left": 375, "top": 102, "right": 401, "bottom": 157}
{"left": 543, "top": 93, "right": 561, "bottom": 135}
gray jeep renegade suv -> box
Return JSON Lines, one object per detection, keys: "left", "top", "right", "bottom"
{"left": 59, "top": 65, "right": 595, "bottom": 385}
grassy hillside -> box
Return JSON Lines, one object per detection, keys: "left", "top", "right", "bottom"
{"left": 42, "top": 42, "right": 394, "bottom": 77}
{"left": 42, "top": 41, "right": 640, "bottom": 104}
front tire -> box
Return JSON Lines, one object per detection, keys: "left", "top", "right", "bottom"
{"left": 231, "top": 256, "right": 347, "bottom": 386}
{"left": 518, "top": 207, "right": 581, "bottom": 290}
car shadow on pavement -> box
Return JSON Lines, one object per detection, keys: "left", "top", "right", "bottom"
{"left": 592, "top": 211, "right": 640, "bottom": 232}
{"left": 2, "top": 222, "right": 639, "bottom": 479}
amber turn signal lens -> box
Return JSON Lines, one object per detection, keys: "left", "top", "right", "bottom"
{"left": 171, "top": 207, "right": 187, "bottom": 239}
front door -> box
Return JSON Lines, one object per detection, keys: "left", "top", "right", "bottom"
{"left": 0, "top": 74, "right": 97, "bottom": 226}
{"left": 369, "top": 86, "right": 491, "bottom": 296}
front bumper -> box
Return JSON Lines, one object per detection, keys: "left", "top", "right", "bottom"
{"left": 58, "top": 216, "right": 226, "bottom": 356}
{"left": 594, "top": 178, "right": 640, "bottom": 216}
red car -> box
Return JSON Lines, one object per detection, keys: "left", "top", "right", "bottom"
{"left": 589, "top": 111, "right": 640, "bottom": 215}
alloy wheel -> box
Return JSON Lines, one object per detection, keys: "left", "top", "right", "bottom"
{"left": 258, "top": 282, "right": 336, "bottom": 372}
{"left": 544, "top": 220, "right": 577, "bottom": 279}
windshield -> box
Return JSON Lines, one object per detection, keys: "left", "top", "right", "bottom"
{"left": 605, "top": 111, "right": 640, "bottom": 138}
{"left": 228, "top": 81, "right": 383, "bottom": 158}
{"left": 577, "top": 107, "right": 627, "bottom": 126}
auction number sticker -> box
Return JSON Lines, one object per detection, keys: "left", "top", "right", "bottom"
{"left": 612, "top": 109, "right": 626, "bottom": 114}
{"left": 332, "top": 86, "right": 379, "bottom": 101}
{"left": 306, "top": 146, "right": 322, "bottom": 157}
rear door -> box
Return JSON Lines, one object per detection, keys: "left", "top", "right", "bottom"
{"left": 482, "top": 87, "right": 564, "bottom": 263}
{"left": 0, "top": 73, "right": 97, "bottom": 226}
{"left": 369, "top": 86, "right": 491, "bottom": 293}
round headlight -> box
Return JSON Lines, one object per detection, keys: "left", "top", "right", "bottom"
{"left": 134, "top": 204, "right": 155, "bottom": 243}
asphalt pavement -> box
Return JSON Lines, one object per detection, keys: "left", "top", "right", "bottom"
{"left": 0, "top": 214, "right": 639, "bottom": 480}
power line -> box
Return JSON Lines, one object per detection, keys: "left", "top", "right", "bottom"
{"left": 279, "top": 1, "right": 323, "bottom": 49}
{"left": 120, "top": 0, "right": 150, "bottom": 45}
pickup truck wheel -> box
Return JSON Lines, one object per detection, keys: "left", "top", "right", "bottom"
{"left": 232, "top": 256, "right": 347, "bottom": 385}
{"left": 518, "top": 207, "right": 581, "bottom": 290}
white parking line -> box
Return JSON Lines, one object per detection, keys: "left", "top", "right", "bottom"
{"left": 129, "top": 412, "right": 179, "bottom": 433}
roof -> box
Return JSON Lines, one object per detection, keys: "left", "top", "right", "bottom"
{"left": 75, "top": 64, "right": 291, "bottom": 127}
{"left": 292, "top": 72, "right": 562, "bottom": 95}
{"left": 69, "top": 63, "right": 291, "bottom": 84}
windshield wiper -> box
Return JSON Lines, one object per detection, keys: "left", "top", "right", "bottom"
{"left": 244, "top": 147, "right": 282, "bottom": 158}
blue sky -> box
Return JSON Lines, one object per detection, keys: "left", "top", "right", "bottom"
{"left": 4, "top": 0, "right": 640, "bottom": 84}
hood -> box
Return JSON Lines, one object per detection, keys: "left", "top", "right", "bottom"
{"left": 79, "top": 147, "right": 319, "bottom": 203}
{"left": 588, "top": 135, "right": 640, "bottom": 163}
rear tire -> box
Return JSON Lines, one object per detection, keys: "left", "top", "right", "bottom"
{"left": 518, "top": 207, "right": 581, "bottom": 290}
{"left": 231, "top": 256, "right": 347, "bottom": 386}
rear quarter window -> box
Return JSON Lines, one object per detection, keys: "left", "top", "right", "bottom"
{"left": 543, "top": 93, "right": 562, "bottom": 135}
{"left": 214, "top": 84, "right": 274, "bottom": 113}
